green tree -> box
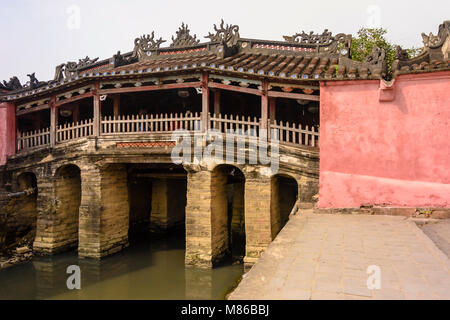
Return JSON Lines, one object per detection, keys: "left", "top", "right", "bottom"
{"left": 351, "top": 28, "right": 423, "bottom": 74}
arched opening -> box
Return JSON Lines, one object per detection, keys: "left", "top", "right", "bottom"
{"left": 211, "top": 165, "right": 246, "bottom": 263}
{"left": 127, "top": 164, "right": 187, "bottom": 242}
{"left": 271, "top": 174, "right": 298, "bottom": 239}
{"left": 54, "top": 164, "right": 81, "bottom": 251}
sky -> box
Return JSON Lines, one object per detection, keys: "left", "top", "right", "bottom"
{"left": 0, "top": 0, "right": 448, "bottom": 84}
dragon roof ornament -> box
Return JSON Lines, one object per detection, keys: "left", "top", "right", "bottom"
{"left": 133, "top": 32, "right": 166, "bottom": 58}
{"left": 53, "top": 56, "right": 100, "bottom": 82}
{"left": 205, "top": 19, "right": 240, "bottom": 47}
{"left": 283, "top": 29, "right": 335, "bottom": 45}
{"left": 0, "top": 77, "right": 22, "bottom": 91}
{"left": 170, "top": 23, "right": 200, "bottom": 48}
{"left": 283, "top": 29, "right": 352, "bottom": 56}
{"left": 422, "top": 20, "right": 450, "bottom": 49}
{"left": 392, "top": 20, "right": 449, "bottom": 76}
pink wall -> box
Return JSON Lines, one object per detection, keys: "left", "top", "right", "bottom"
{"left": 0, "top": 102, "right": 16, "bottom": 166}
{"left": 319, "top": 72, "right": 450, "bottom": 208}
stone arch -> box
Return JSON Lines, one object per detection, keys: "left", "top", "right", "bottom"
{"left": 54, "top": 164, "right": 81, "bottom": 251}
{"left": 211, "top": 164, "right": 246, "bottom": 263}
{"left": 271, "top": 173, "right": 299, "bottom": 239}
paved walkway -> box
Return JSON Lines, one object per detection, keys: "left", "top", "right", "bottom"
{"left": 229, "top": 212, "right": 450, "bottom": 300}
{"left": 420, "top": 220, "right": 450, "bottom": 259}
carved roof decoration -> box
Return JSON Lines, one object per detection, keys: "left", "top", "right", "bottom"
{"left": 283, "top": 29, "right": 352, "bottom": 56}
{"left": 132, "top": 32, "right": 166, "bottom": 60}
{"left": 1, "top": 77, "right": 22, "bottom": 91}
{"left": 53, "top": 56, "right": 100, "bottom": 82}
{"left": 2, "top": 20, "right": 449, "bottom": 103}
{"left": 205, "top": 20, "right": 240, "bottom": 47}
{"left": 170, "top": 23, "right": 200, "bottom": 48}
{"left": 422, "top": 21, "right": 450, "bottom": 49}
{"left": 392, "top": 20, "right": 450, "bottom": 76}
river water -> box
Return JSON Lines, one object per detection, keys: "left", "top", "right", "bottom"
{"left": 0, "top": 234, "right": 244, "bottom": 300}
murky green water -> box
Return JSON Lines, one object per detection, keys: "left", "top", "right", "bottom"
{"left": 0, "top": 234, "right": 244, "bottom": 300}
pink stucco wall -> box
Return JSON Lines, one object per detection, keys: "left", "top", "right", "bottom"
{"left": 0, "top": 102, "right": 16, "bottom": 166}
{"left": 319, "top": 71, "right": 450, "bottom": 208}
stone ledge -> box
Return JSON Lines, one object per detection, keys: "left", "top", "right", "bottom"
{"left": 312, "top": 207, "right": 450, "bottom": 219}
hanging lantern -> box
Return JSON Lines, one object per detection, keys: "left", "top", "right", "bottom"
{"left": 59, "top": 108, "right": 72, "bottom": 117}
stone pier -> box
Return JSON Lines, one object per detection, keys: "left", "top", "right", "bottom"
{"left": 79, "top": 163, "right": 129, "bottom": 258}
{"left": 150, "top": 178, "right": 186, "bottom": 233}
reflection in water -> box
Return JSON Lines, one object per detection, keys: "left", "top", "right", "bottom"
{"left": 0, "top": 234, "right": 243, "bottom": 300}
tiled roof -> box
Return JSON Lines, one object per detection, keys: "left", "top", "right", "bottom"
{"left": 1, "top": 20, "right": 449, "bottom": 103}
{"left": 110, "top": 50, "right": 382, "bottom": 81}
{"left": 392, "top": 20, "right": 450, "bottom": 77}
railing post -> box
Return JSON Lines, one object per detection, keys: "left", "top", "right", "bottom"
{"left": 50, "top": 96, "right": 57, "bottom": 147}
{"left": 201, "top": 72, "right": 209, "bottom": 132}
{"left": 93, "top": 83, "right": 101, "bottom": 137}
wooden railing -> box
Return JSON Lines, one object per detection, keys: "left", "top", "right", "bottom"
{"left": 271, "top": 120, "right": 319, "bottom": 147}
{"left": 101, "top": 112, "right": 202, "bottom": 135}
{"left": 210, "top": 113, "right": 260, "bottom": 137}
{"left": 17, "top": 128, "right": 51, "bottom": 151}
{"left": 57, "top": 119, "right": 94, "bottom": 143}
{"left": 17, "top": 112, "right": 319, "bottom": 152}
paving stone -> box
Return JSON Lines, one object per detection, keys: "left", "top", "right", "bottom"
{"left": 229, "top": 214, "right": 450, "bottom": 300}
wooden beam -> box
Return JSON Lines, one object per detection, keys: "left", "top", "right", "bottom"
{"left": 208, "top": 82, "right": 262, "bottom": 96}
{"left": 214, "top": 89, "right": 221, "bottom": 115}
{"left": 55, "top": 91, "right": 94, "bottom": 107}
{"left": 267, "top": 90, "right": 320, "bottom": 101}
{"left": 201, "top": 73, "right": 209, "bottom": 132}
{"left": 98, "top": 82, "right": 203, "bottom": 95}
{"left": 16, "top": 104, "right": 50, "bottom": 116}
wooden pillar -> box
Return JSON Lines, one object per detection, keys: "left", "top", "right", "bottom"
{"left": 113, "top": 94, "right": 120, "bottom": 117}
{"left": 201, "top": 72, "right": 209, "bottom": 132}
{"left": 269, "top": 97, "right": 276, "bottom": 124}
{"left": 93, "top": 83, "right": 101, "bottom": 137}
{"left": 214, "top": 89, "right": 221, "bottom": 116}
{"left": 0, "top": 102, "right": 17, "bottom": 162}
{"left": 260, "top": 81, "right": 268, "bottom": 130}
{"left": 50, "top": 96, "right": 57, "bottom": 147}
{"left": 72, "top": 102, "right": 80, "bottom": 124}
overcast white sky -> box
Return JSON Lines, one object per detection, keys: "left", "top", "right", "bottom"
{"left": 1, "top": 0, "right": 448, "bottom": 83}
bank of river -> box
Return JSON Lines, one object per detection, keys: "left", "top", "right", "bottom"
{"left": 0, "top": 234, "right": 244, "bottom": 300}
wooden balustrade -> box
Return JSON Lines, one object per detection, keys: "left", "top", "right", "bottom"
{"left": 17, "top": 128, "right": 51, "bottom": 151}
{"left": 101, "top": 112, "right": 202, "bottom": 135}
{"left": 17, "top": 112, "right": 320, "bottom": 152}
{"left": 271, "top": 120, "right": 320, "bottom": 147}
{"left": 210, "top": 113, "right": 260, "bottom": 137}
{"left": 57, "top": 119, "right": 94, "bottom": 143}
